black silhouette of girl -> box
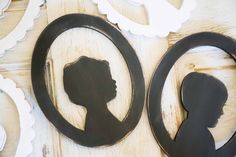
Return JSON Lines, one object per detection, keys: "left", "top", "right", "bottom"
{"left": 172, "top": 72, "right": 229, "bottom": 157}
{"left": 63, "top": 56, "right": 124, "bottom": 145}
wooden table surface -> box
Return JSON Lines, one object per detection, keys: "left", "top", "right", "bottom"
{"left": 0, "top": 0, "right": 236, "bottom": 156}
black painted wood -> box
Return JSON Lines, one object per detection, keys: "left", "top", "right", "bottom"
{"left": 148, "top": 32, "right": 236, "bottom": 157}
{"left": 63, "top": 57, "right": 124, "bottom": 145}
{"left": 31, "top": 14, "right": 145, "bottom": 147}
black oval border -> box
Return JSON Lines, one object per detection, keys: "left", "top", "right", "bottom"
{"left": 31, "top": 14, "right": 145, "bottom": 147}
{"left": 148, "top": 32, "right": 236, "bottom": 156}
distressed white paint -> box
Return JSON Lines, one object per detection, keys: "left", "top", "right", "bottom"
{"left": 1, "top": 0, "right": 236, "bottom": 157}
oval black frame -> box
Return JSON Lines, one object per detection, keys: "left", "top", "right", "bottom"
{"left": 148, "top": 32, "right": 236, "bottom": 156}
{"left": 31, "top": 14, "right": 145, "bottom": 147}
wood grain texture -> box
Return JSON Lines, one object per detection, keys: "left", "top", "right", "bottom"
{"left": 0, "top": 0, "right": 236, "bottom": 157}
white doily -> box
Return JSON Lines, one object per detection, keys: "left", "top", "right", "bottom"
{"left": 0, "top": 125, "right": 6, "bottom": 151}
{"left": 0, "top": 75, "right": 34, "bottom": 157}
{"left": 92, "top": 0, "right": 196, "bottom": 37}
{"left": 0, "top": 0, "right": 44, "bottom": 56}
{"left": 0, "top": 0, "right": 11, "bottom": 18}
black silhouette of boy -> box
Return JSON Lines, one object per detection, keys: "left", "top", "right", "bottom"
{"left": 172, "top": 72, "right": 228, "bottom": 157}
{"left": 63, "top": 56, "right": 124, "bottom": 145}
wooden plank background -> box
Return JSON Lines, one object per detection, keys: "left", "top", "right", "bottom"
{"left": 0, "top": 0, "right": 236, "bottom": 156}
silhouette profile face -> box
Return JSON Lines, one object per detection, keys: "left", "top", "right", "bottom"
{"left": 181, "top": 72, "right": 228, "bottom": 127}
{"left": 63, "top": 56, "right": 117, "bottom": 108}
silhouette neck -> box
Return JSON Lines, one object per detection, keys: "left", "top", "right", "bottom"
{"left": 85, "top": 102, "right": 121, "bottom": 135}
{"left": 188, "top": 112, "right": 208, "bottom": 128}
{"left": 86, "top": 101, "right": 108, "bottom": 112}
{"left": 86, "top": 102, "right": 119, "bottom": 125}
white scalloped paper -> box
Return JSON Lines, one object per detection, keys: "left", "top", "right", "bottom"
{"left": 0, "top": 125, "right": 6, "bottom": 151}
{"left": 92, "top": 0, "right": 196, "bottom": 37}
{"left": 0, "top": 75, "right": 34, "bottom": 157}
{"left": 0, "top": 0, "right": 11, "bottom": 18}
{"left": 0, "top": 0, "right": 44, "bottom": 56}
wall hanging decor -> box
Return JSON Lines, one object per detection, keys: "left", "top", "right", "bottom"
{"left": 147, "top": 32, "right": 236, "bottom": 157}
{"left": 92, "top": 0, "right": 196, "bottom": 37}
{"left": 31, "top": 14, "right": 145, "bottom": 147}
{"left": 0, "top": 0, "right": 11, "bottom": 18}
{"left": 0, "top": 125, "right": 6, "bottom": 151}
{"left": 0, "top": 75, "right": 34, "bottom": 157}
{"left": 0, "top": 0, "right": 44, "bottom": 56}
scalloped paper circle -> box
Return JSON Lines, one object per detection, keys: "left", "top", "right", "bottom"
{"left": 0, "top": 125, "right": 6, "bottom": 151}
{"left": 92, "top": 0, "right": 196, "bottom": 37}
{"left": 0, "top": 75, "right": 34, "bottom": 157}
{"left": 0, "top": 0, "right": 11, "bottom": 18}
{"left": 0, "top": 0, "right": 44, "bottom": 57}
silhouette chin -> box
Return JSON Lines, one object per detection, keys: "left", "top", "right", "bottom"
{"left": 208, "top": 120, "right": 218, "bottom": 128}
{"left": 113, "top": 90, "right": 117, "bottom": 97}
